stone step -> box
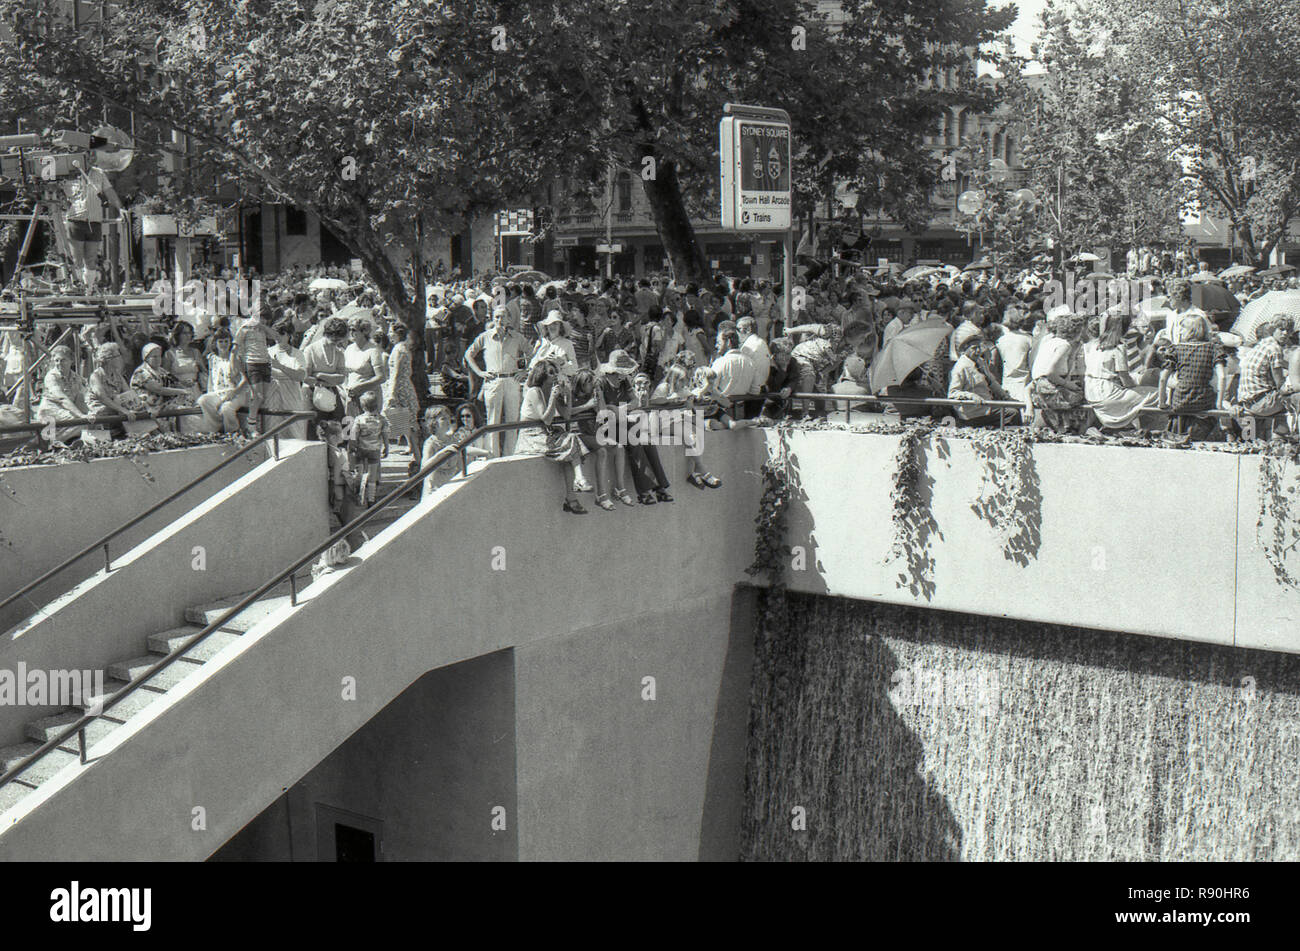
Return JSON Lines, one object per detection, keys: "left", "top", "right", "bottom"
{"left": 23, "top": 711, "right": 119, "bottom": 752}
{"left": 105, "top": 656, "right": 197, "bottom": 693}
{"left": 0, "top": 778, "right": 37, "bottom": 815}
{"left": 0, "top": 742, "right": 79, "bottom": 785}
{"left": 148, "top": 626, "right": 242, "bottom": 663}
{"left": 82, "top": 678, "right": 161, "bottom": 723}
{"left": 184, "top": 575, "right": 308, "bottom": 632}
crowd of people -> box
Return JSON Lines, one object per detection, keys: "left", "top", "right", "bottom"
{"left": 5, "top": 250, "right": 1300, "bottom": 518}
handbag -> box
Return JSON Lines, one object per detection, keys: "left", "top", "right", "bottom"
{"left": 312, "top": 385, "right": 337, "bottom": 412}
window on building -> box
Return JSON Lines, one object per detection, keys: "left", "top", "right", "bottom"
{"left": 285, "top": 207, "right": 307, "bottom": 236}
{"left": 617, "top": 172, "right": 633, "bottom": 213}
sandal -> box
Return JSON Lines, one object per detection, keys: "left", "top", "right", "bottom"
{"left": 638, "top": 492, "right": 657, "bottom": 505}
{"left": 563, "top": 499, "right": 588, "bottom": 514}
{"left": 595, "top": 493, "right": 616, "bottom": 511}
{"left": 614, "top": 488, "right": 636, "bottom": 506}
{"left": 694, "top": 472, "right": 722, "bottom": 489}
{"left": 654, "top": 488, "right": 674, "bottom": 503}
{"left": 573, "top": 478, "right": 594, "bottom": 493}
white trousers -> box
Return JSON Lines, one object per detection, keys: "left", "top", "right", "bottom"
{"left": 481, "top": 377, "right": 522, "bottom": 457}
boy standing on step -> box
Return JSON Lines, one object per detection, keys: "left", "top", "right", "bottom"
{"left": 350, "top": 390, "right": 390, "bottom": 506}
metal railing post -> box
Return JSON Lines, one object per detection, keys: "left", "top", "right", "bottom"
{"left": 77, "top": 726, "right": 86, "bottom": 765}
{"left": 273, "top": 433, "right": 280, "bottom": 460}
{"left": 103, "top": 543, "right": 111, "bottom": 573}
{"left": 289, "top": 574, "right": 298, "bottom": 607}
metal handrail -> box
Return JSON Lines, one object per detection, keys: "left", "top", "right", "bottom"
{"left": 0, "top": 411, "right": 315, "bottom": 618}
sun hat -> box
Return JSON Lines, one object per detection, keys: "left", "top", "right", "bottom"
{"left": 141, "top": 342, "right": 162, "bottom": 362}
{"left": 599, "top": 349, "right": 638, "bottom": 375}
{"left": 538, "top": 312, "right": 564, "bottom": 329}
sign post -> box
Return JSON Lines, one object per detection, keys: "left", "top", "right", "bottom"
{"left": 719, "top": 103, "right": 793, "bottom": 324}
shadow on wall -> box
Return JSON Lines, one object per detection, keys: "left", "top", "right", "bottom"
{"left": 743, "top": 592, "right": 1300, "bottom": 861}
{"left": 741, "top": 589, "right": 962, "bottom": 861}
{"left": 780, "top": 441, "right": 830, "bottom": 596}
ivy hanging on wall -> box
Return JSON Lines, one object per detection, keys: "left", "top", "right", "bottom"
{"left": 1257, "top": 441, "right": 1300, "bottom": 590}
{"left": 969, "top": 428, "right": 1043, "bottom": 567}
{"left": 885, "top": 422, "right": 940, "bottom": 601}
{"left": 0, "top": 431, "right": 246, "bottom": 470}
{"left": 746, "top": 434, "right": 793, "bottom": 632}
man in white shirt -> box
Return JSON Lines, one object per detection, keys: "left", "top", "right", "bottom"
{"left": 711, "top": 328, "right": 757, "bottom": 416}
{"left": 737, "top": 316, "right": 771, "bottom": 394}
{"left": 465, "top": 307, "right": 526, "bottom": 456}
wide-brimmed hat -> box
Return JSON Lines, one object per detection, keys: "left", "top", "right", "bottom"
{"left": 599, "top": 349, "right": 638, "bottom": 375}
{"left": 538, "top": 312, "right": 564, "bottom": 329}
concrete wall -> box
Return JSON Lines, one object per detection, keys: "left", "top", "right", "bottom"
{"left": 513, "top": 589, "right": 754, "bottom": 861}
{"left": 0, "top": 440, "right": 327, "bottom": 746}
{"left": 211, "top": 651, "right": 518, "bottom": 862}
{"left": 773, "top": 429, "right": 1300, "bottom": 654}
{"left": 0, "top": 442, "right": 269, "bottom": 633}
{"left": 0, "top": 434, "right": 763, "bottom": 860}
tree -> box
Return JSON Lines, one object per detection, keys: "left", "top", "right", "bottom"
{"left": 1092, "top": 0, "right": 1300, "bottom": 265}
{"left": 1, "top": 0, "right": 581, "bottom": 395}
{"left": 987, "top": 2, "right": 1184, "bottom": 266}
{"left": 488, "top": 0, "right": 1015, "bottom": 282}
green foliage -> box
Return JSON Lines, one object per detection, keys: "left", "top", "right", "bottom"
{"left": 968, "top": 427, "right": 1042, "bottom": 566}
{"left": 1256, "top": 440, "right": 1300, "bottom": 590}
{"left": 990, "top": 3, "right": 1184, "bottom": 262}
{"left": 746, "top": 433, "right": 793, "bottom": 630}
{"left": 886, "top": 421, "right": 938, "bottom": 601}
{"left": 0, "top": 429, "right": 245, "bottom": 469}
{"left": 1088, "top": 0, "right": 1300, "bottom": 264}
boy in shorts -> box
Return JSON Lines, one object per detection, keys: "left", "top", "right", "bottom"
{"left": 349, "top": 389, "right": 390, "bottom": 505}
{"left": 233, "top": 302, "right": 277, "bottom": 435}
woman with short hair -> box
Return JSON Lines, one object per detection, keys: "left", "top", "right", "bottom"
{"left": 131, "top": 342, "right": 193, "bottom": 432}
{"left": 382, "top": 323, "right": 422, "bottom": 465}
{"left": 87, "top": 341, "right": 142, "bottom": 437}
{"left": 1030, "top": 315, "right": 1089, "bottom": 433}
{"left": 343, "top": 318, "right": 388, "bottom": 417}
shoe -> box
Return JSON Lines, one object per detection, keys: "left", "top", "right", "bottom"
{"left": 638, "top": 492, "right": 657, "bottom": 505}
{"left": 595, "top": 494, "right": 615, "bottom": 511}
{"left": 573, "top": 478, "right": 594, "bottom": 493}
{"left": 614, "top": 488, "right": 636, "bottom": 506}
{"left": 693, "top": 472, "right": 722, "bottom": 488}
{"left": 687, "top": 472, "right": 708, "bottom": 489}
{"left": 563, "top": 499, "right": 588, "bottom": 514}
{"left": 654, "top": 488, "right": 673, "bottom": 503}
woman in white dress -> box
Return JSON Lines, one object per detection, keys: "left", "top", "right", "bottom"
{"left": 343, "top": 318, "right": 388, "bottom": 417}
{"left": 1083, "top": 319, "right": 1158, "bottom": 430}
{"left": 265, "top": 319, "right": 310, "bottom": 439}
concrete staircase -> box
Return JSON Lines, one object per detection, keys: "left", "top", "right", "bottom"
{"left": 0, "top": 575, "right": 309, "bottom": 818}
{"left": 339, "top": 445, "right": 422, "bottom": 543}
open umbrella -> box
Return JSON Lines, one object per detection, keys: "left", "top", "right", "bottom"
{"left": 963, "top": 260, "right": 995, "bottom": 272}
{"left": 507, "top": 270, "right": 550, "bottom": 284}
{"left": 1187, "top": 271, "right": 1221, "bottom": 283}
{"left": 308, "top": 277, "right": 349, "bottom": 292}
{"left": 1232, "top": 290, "right": 1300, "bottom": 343}
{"left": 1072, "top": 252, "right": 1102, "bottom": 263}
{"left": 868, "top": 319, "right": 953, "bottom": 393}
{"left": 1219, "top": 264, "right": 1256, "bottom": 279}
{"left": 902, "top": 265, "right": 943, "bottom": 281}
{"left": 1080, "top": 272, "right": 1115, "bottom": 282}
{"left": 1190, "top": 282, "right": 1241, "bottom": 320}
{"left": 1257, "top": 265, "right": 1296, "bottom": 279}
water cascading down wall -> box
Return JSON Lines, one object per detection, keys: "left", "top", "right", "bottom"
{"left": 740, "top": 429, "right": 1300, "bottom": 861}
{"left": 741, "top": 593, "right": 1300, "bottom": 861}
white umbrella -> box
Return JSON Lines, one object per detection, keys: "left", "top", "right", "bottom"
{"left": 1233, "top": 290, "right": 1300, "bottom": 343}
{"left": 1072, "top": 252, "right": 1102, "bottom": 263}
{"left": 902, "top": 266, "right": 942, "bottom": 281}
{"left": 1187, "top": 271, "right": 1221, "bottom": 283}
{"left": 309, "top": 278, "right": 349, "bottom": 291}
{"left": 1219, "top": 265, "right": 1256, "bottom": 279}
